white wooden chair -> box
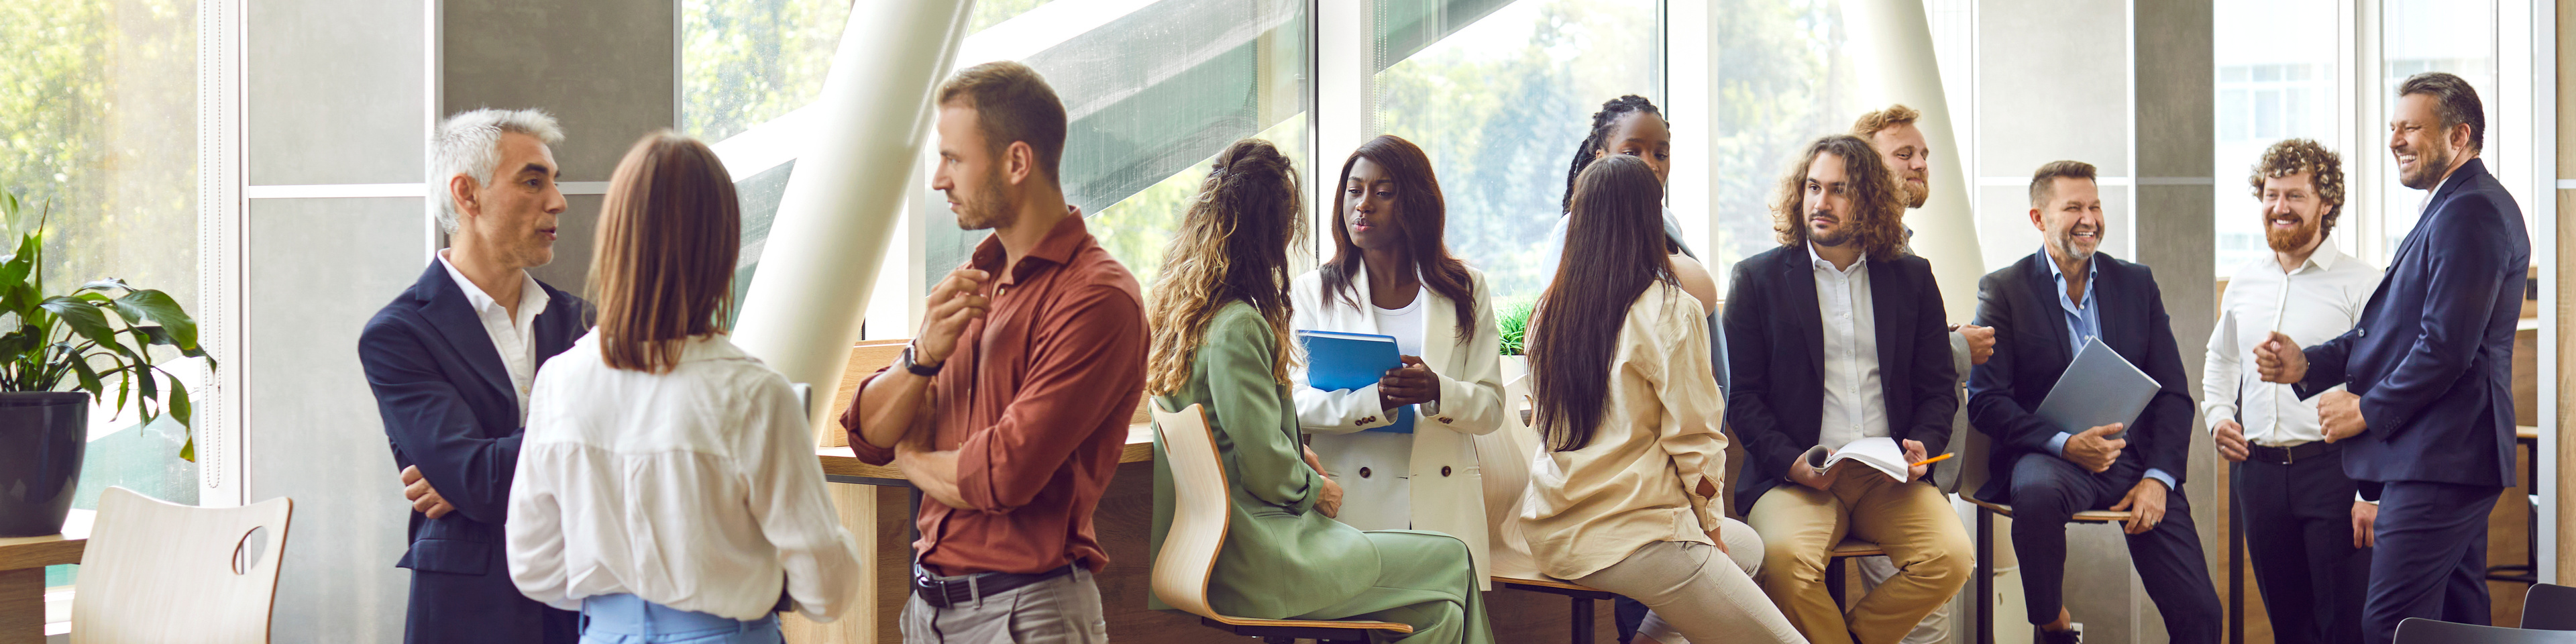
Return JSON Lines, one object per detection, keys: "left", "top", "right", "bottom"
{"left": 1148, "top": 402, "right": 1413, "bottom": 643}
{"left": 71, "top": 486, "right": 292, "bottom": 643}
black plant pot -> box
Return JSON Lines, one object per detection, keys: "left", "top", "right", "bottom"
{"left": 0, "top": 392, "right": 87, "bottom": 537}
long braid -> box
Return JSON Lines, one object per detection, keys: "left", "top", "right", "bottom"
{"left": 1560, "top": 95, "right": 1664, "bottom": 213}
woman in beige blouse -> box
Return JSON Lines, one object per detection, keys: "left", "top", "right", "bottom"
{"left": 1522, "top": 155, "right": 1802, "bottom": 644}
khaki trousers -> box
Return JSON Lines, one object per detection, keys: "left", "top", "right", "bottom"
{"left": 1746, "top": 469, "right": 1973, "bottom": 644}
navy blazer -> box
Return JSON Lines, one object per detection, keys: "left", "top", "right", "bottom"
{"left": 1967, "top": 252, "right": 2196, "bottom": 504}
{"left": 2294, "top": 158, "right": 2526, "bottom": 490}
{"left": 1723, "top": 245, "right": 1957, "bottom": 513}
{"left": 359, "top": 262, "right": 586, "bottom": 643}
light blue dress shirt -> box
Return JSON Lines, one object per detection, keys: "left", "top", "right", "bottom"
{"left": 2037, "top": 248, "right": 2176, "bottom": 490}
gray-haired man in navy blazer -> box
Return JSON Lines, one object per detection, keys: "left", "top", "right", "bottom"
{"left": 359, "top": 109, "right": 585, "bottom": 644}
{"left": 2257, "top": 72, "right": 2527, "bottom": 644}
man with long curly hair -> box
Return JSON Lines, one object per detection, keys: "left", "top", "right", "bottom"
{"left": 1968, "top": 160, "right": 2222, "bottom": 644}
{"left": 1721, "top": 134, "right": 1970, "bottom": 644}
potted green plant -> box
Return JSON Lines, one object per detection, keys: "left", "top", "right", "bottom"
{"left": 1496, "top": 297, "right": 1532, "bottom": 382}
{"left": 0, "top": 193, "right": 212, "bottom": 537}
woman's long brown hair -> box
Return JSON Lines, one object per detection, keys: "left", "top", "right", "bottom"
{"left": 1320, "top": 135, "right": 1478, "bottom": 341}
{"left": 1529, "top": 155, "right": 1673, "bottom": 451}
{"left": 1144, "top": 138, "right": 1305, "bottom": 394}
{"left": 587, "top": 132, "right": 741, "bottom": 373}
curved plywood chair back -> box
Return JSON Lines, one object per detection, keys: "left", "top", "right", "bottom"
{"left": 1147, "top": 402, "right": 1227, "bottom": 619}
{"left": 1475, "top": 373, "right": 1542, "bottom": 577}
{"left": 72, "top": 486, "right": 293, "bottom": 644}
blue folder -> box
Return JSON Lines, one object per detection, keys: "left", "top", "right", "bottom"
{"left": 1295, "top": 329, "right": 1413, "bottom": 433}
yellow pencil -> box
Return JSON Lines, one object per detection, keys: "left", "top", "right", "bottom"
{"left": 1909, "top": 452, "right": 1957, "bottom": 468}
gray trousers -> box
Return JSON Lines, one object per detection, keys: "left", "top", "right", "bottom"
{"left": 900, "top": 568, "right": 1108, "bottom": 644}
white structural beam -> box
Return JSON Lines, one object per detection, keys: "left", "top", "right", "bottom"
{"left": 1313, "top": 0, "right": 1373, "bottom": 249}
{"left": 731, "top": 0, "right": 974, "bottom": 443}
{"left": 1845, "top": 0, "right": 1982, "bottom": 321}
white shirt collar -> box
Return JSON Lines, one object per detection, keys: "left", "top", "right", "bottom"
{"left": 2300, "top": 244, "right": 2345, "bottom": 272}
{"left": 1805, "top": 241, "right": 1867, "bottom": 274}
{"left": 437, "top": 249, "right": 549, "bottom": 321}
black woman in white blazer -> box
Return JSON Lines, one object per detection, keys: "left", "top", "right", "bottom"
{"left": 1291, "top": 136, "right": 1508, "bottom": 588}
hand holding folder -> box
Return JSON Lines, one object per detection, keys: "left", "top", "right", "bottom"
{"left": 1296, "top": 330, "right": 1415, "bottom": 433}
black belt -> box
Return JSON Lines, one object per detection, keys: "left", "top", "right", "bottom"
{"left": 2247, "top": 441, "right": 2337, "bottom": 466}
{"left": 911, "top": 564, "right": 1075, "bottom": 608}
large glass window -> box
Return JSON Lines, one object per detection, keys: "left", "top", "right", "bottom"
{"left": 1371, "top": 0, "right": 1662, "bottom": 301}
{"left": 920, "top": 0, "right": 1313, "bottom": 288}
{"left": 2375, "top": 0, "right": 2498, "bottom": 261}
{"left": 2211, "top": 0, "right": 2340, "bottom": 273}
{"left": 1709, "top": 0, "right": 1854, "bottom": 274}
{"left": 0, "top": 0, "right": 203, "bottom": 588}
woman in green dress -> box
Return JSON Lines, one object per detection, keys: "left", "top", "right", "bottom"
{"left": 1144, "top": 138, "right": 1493, "bottom": 644}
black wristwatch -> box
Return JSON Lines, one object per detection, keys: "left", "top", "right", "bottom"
{"left": 900, "top": 343, "right": 943, "bottom": 377}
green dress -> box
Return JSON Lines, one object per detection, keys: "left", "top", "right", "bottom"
{"left": 1147, "top": 302, "right": 1494, "bottom": 644}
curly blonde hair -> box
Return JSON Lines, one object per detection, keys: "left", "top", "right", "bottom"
{"left": 1771, "top": 135, "right": 1909, "bottom": 261}
{"left": 1849, "top": 103, "right": 1921, "bottom": 139}
{"left": 2247, "top": 138, "right": 2345, "bottom": 235}
{"left": 1144, "top": 139, "right": 1306, "bottom": 395}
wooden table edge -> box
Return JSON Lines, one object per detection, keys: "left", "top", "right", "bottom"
{"left": 820, "top": 423, "right": 1157, "bottom": 484}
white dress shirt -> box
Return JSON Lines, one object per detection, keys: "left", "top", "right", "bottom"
{"left": 2202, "top": 245, "right": 2383, "bottom": 446}
{"left": 1809, "top": 244, "right": 1890, "bottom": 449}
{"left": 436, "top": 250, "right": 547, "bottom": 424}
{"left": 506, "top": 333, "right": 863, "bottom": 622}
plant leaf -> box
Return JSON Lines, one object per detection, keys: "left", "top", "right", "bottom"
{"left": 165, "top": 375, "right": 192, "bottom": 428}
{"left": 38, "top": 297, "right": 117, "bottom": 349}
{"left": 61, "top": 344, "right": 104, "bottom": 400}
{"left": 76, "top": 279, "right": 126, "bottom": 294}
{"left": 137, "top": 326, "right": 207, "bottom": 358}
{"left": 112, "top": 289, "right": 197, "bottom": 352}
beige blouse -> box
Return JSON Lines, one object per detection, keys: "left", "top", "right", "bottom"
{"left": 1521, "top": 283, "right": 1729, "bottom": 580}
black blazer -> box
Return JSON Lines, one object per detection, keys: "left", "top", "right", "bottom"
{"left": 2296, "top": 158, "right": 2526, "bottom": 490}
{"left": 1723, "top": 245, "right": 1957, "bottom": 512}
{"left": 358, "top": 262, "right": 586, "bottom": 643}
{"left": 1967, "top": 251, "right": 2194, "bottom": 504}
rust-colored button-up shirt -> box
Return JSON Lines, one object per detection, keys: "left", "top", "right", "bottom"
{"left": 843, "top": 211, "right": 1146, "bottom": 576}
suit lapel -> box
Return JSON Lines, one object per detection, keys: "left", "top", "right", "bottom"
{"left": 1421, "top": 285, "right": 1454, "bottom": 368}
{"left": 2022, "top": 253, "right": 2072, "bottom": 369}
{"left": 2093, "top": 258, "right": 2135, "bottom": 358}
{"left": 417, "top": 262, "right": 515, "bottom": 404}
{"left": 1868, "top": 258, "right": 1909, "bottom": 388}
{"left": 1782, "top": 250, "right": 1825, "bottom": 378}
{"left": 530, "top": 283, "right": 582, "bottom": 365}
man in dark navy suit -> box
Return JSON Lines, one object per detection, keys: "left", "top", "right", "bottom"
{"left": 1968, "top": 160, "right": 2222, "bottom": 644}
{"left": 359, "top": 109, "right": 584, "bottom": 644}
{"left": 2256, "top": 72, "right": 2527, "bottom": 644}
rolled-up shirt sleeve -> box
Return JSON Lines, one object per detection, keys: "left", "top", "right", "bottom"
{"left": 953, "top": 284, "right": 1148, "bottom": 513}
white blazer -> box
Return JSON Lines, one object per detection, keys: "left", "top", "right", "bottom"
{"left": 1289, "top": 264, "right": 1506, "bottom": 587}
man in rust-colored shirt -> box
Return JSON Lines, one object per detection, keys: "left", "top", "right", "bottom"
{"left": 841, "top": 61, "right": 1144, "bottom": 644}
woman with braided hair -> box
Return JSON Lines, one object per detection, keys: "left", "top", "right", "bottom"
{"left": 1538, "top": 95, "right": 1720, "bottom": 317}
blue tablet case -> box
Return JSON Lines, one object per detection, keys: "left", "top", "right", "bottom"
{"left": 1295, "top": 329, "right": 1413, "bottom": 433}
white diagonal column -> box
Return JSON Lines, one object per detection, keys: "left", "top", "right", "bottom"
{"left": 731, "top": 0, "right": 975, "bottom": 443}
{"left": 1845, "top": 0, "right": 1982, "bottom": 321}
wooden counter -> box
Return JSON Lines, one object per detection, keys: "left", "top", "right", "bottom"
{"left": 0, "top": 534, "right": 85, "bottom": 644}
{"left": 816, "top": 425, "right": 1158, "bottom": 483}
